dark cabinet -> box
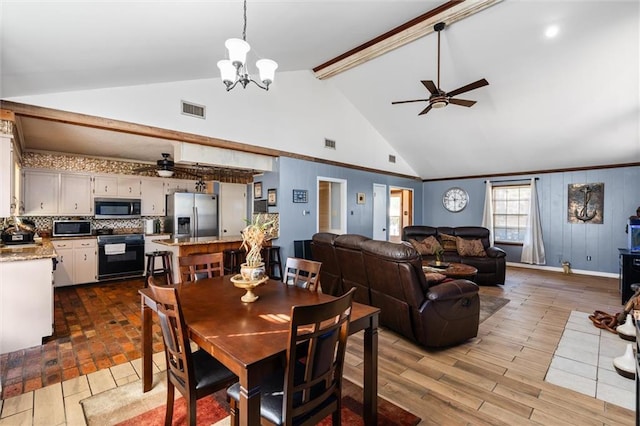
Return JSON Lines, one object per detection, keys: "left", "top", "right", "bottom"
{"left": 619, "top": 249, "right": 640, "bottom": 304}
{"left": 294, "top": 239, "right": 313, "bottom": 260}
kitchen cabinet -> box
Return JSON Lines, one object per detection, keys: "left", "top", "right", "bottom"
{"left": 53, "top": 238, "right": 97, "bottom": 286}
{"left": 74, "top": 239, "right": 97, "bottom": 284}
{"left": 93, "top": 176, "right": 118, "bottom": 197}
{"left": 118, "top": 176, "right": 141, "bottom": 197}
{"left": 0, "top": 135, "right": 11, "bottom": 217}
{"left": 0, "top": 257, "right": 54, "bottom": 353}
{"left": 52, "top": 240, "right": 74, "bottom": 286}
{"left": 23, "top": 170, "right": 59, "bottom": 215}
{"left": 164, "top": 179, "right": 196, "bottom": 195}
{"left": 141, "top": 178, "right": 165, "bottom": 216}
{"left": 60, "top": 174, "right": 93, "bottom": 215}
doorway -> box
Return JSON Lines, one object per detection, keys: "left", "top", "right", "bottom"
{"left": 389, "top": 187, "right": 414, "bottom": 243}
{"left": 317, "top": 177, "right": 347, "bottom": 234}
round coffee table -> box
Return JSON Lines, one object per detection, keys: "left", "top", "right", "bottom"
{"left": 423, "top": 261, "right": 478, "bottom": 281}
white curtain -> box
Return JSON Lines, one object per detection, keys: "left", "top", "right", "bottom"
{"left": 521, "top": 178, "right": 546, "bottom": 264}
{"left": 481, "top": 181, "right": 494, "bottom": 246}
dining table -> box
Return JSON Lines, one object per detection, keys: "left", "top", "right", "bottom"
{"left": 139, "top": 275, "right": 380, "bottom": 426}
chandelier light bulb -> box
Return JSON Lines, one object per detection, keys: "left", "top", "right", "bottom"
{"left": 217, "top": 60, "right": 236, "bottom": 85}
{"left": 256, "top": 59, "right": 278, "bottom": 86}
{"left": 225, "top": 38, "right": 250, "bottom": 68}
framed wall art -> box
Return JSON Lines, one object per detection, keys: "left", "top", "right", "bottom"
{"left": 568, "top": 182, "right": 604, "bottom": 224}
{"left": 357, "top": 192, "right": 366, "bottom": 204}
{"left": 267, "top": 188, "right": 277, "bottom": 206}
{"left": 253, "top": 182, "right": 263, "bottom": 199}
{"left": 293, "top": 189, "right": 308, "bottom": 203}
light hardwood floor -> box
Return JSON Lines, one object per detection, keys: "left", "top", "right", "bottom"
{"left": 343, "top": 266, "right": 634, "bottom": 425}
{"left": 0, "top": 266, "right": 635, "bottom": 425}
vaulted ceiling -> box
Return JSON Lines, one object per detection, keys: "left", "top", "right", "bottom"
{"left": 1, "top": 0, "right": 638, "bottom": 180}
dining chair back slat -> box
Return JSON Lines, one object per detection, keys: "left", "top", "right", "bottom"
{"left": 283, "top": 257, "right": 322, "bottom": 292}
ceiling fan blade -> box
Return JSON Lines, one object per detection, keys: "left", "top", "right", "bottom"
{"left": 133, "top": 165, "right": 158, "bottom": 173}
{"left": 421, "top": 80, "right": 439, "bottom": 95}
{"left": 447, "top": 78, "right": 489, "bottom": 98}
{"left": 418, "top": 104, "right": 433, "bottom": 116}
{"left": 449, "top": 98, "right": 477, "bottom": 107}
{"left": 392, "top": 99, "right": 429, "bottom": 105}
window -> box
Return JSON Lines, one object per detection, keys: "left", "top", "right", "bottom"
{"left": 493, "top": 184, "right": 530, "bottom": 243}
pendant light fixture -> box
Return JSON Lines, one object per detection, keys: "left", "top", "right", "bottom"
{"left": 217, "top": 0, "right": 278, "bottom": 91}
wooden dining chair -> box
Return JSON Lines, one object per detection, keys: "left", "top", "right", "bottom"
{"left": 147, "top": 277, "right": 237, "bottom": 426}
{"left": 227, "top": 287, "right": 356, "bottom": 426}
{"left": 178, "top": 252, "right": 224, "bottom": 283}
{"left": 283, "top": 257, "right": 322, "bottom": 292}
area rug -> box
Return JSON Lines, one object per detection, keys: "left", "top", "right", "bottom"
{"left": 479, "top": 294, "right": 510, "bottom": 323}
{"left": 81, "top": 372, "right": 420, "bottom": 426}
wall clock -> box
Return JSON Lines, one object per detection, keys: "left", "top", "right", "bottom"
{"left": 442, "top": 187, "right": 469, "bottom": 212}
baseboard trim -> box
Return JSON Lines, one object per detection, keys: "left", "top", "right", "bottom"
{"left": 506, "top": 262, "right": 619, "bottom": 279}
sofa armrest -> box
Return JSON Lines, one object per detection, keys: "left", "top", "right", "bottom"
{"left": 486, "top": 246, "right": 506, "bottom": 258}
{"left": 427, "top": 279, "right": 478, "bottom": 301}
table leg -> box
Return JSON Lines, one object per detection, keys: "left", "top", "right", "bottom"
{"left": 141, "top": 295, "right": 153, "bottom": 392}
{"left": 238, "top": 370, "right": 261, "bottom": 426}
{"left": 363, "top": 315, "right": 378, "bottom": 425}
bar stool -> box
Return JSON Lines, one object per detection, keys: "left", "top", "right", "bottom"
{"left": 223, "top": 248, "right": 246, "bottom": 275}
{"left": 262, "top": 246, "right": 283, "bottom": 280}
{"left": 145, "top": 251, "right": 173, "bottom": 286}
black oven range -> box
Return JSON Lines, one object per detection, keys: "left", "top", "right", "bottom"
{"left": 97, "top": 233, "right": 145, "bottom": 281}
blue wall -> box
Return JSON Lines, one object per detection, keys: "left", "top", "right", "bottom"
{"left": 422, "top": 165, "right": 640, "bottom": 274}
{"left": 266, "top": 157, "right": 423, "bottom": 262}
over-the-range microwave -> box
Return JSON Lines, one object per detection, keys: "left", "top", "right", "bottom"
{"left": 94, "top": 198, "right": 141, "bottom": 219}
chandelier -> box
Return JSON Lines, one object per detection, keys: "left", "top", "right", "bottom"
{"left": 217, "top": 0, "right": 278, "bottom": 91}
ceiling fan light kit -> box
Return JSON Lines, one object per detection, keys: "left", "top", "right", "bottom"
{"left": 392, "top": 22, "right": 489, "bottom": 116}
{"left": 217, "top": 0, "right": 278, "bottom": 91}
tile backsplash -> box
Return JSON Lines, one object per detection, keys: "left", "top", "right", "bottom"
{"left": 18, "top": 216, "right": 162, "bottom": 235}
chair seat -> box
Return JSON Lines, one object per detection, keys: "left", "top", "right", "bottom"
{"left": 192, "top": 350, "right": 236, "bottom": 392}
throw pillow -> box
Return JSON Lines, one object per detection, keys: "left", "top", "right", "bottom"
{"left": 456, "top": 237, "right": 487, "bottom": 257}
{"left": 424, "top": 272, "right": 447, "bottom": 284}
{"left": 439, "top": 233, "right": 458, "bottom": 251}
{"left": 409, "top": 236, "right": 442, "bottom": 256}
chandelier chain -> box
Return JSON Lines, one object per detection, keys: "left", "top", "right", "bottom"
{"left": 242, "top": 0, "right": 247, "bottom": 41}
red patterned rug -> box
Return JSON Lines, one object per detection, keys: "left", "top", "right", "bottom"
{"left": 110, "top": 379, "right": 419, "bottom": 426}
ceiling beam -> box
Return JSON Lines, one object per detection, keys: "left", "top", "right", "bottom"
{"left": 313, "top": 0, "right": 502, "bottom": 80}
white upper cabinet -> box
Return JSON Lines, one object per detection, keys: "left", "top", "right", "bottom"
{"left": 0, "top": 136, "right": 12, "bottom": 217}
{"left": 23, "top": 170, "right": 59, "bottom": 215}
{"left": 140, "top": 178, "right": 165, "bottom": 216}
{"left": 60, "top": 174, "right": 92, "bottom": 215}
{"left": 117, "top": 176, "right": 141, "bottom": 197}
{"left": 93, "top": 176, "right": 118, "bottom": 197}
{"left": 164, "top": 179, "right": 196, "bottom": 195}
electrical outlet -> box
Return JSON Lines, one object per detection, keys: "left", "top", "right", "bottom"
{"left": 587, "top": 255, "right": 592, "bottom": 261}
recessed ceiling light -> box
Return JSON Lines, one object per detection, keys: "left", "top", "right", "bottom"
{"left": 545, "top": 25, "right": 559, "bottom": 38}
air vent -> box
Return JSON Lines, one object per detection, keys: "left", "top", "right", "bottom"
{"left": 388, "top": 155, "right": 396, "bottom": 163}
{"left": 324, "top": 138, "right": 336, "bottom": 149}
{"left": 181, "top": 101, "right": 206, "bottom": 119}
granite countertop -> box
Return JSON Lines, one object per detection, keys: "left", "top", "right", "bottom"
{"left": 0, "top": 240, "right": 57, "bottom": 263}
{"left": 154, "top": 235, "right": 244, "bottom": 246}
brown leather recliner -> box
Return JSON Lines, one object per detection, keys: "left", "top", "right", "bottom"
{"left": 402, "top": 225, "right": 506, "bottom": 285}
{"left": 309, "top": 232, "right": 343, "bottom": 296}
{"left": 361, "top": 239, "right": 479, "bottom": 348}
{"left": 333, "top": 234, "right": 371, "bottom": 305}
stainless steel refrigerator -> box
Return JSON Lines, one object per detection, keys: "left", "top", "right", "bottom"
{"left": 165, "top": 193, "right": 218, "bottom": 238}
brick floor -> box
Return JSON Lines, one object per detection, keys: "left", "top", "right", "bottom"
{"left": 0, "top": 278, "right": 165, "bottom": 399}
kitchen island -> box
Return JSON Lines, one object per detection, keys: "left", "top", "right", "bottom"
{"left": 150, "top": 235, "right": 246, "bottom": 283}
{"left": 0, "top": 241, "right": 56, "bottom": 354}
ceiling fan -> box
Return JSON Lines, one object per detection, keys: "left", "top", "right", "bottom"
{"left": 392, "top": 22, "right": 489, "bottom": 116}
{"left": 134, "top": 153, "right": 185, "bottom": 177}
{"left": 133, "top": 152, "right": 260, "bottom": 184}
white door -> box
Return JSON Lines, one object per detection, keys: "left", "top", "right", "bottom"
{"left": 220, "top": 182, "right": 247, "bottom": 238}
{"left": 373, "top": 184, "right": 387, "bottom": 240}
{"left": 317, "top": 177, "right": 347, "bottom": 234}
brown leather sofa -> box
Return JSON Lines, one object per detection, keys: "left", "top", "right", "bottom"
{"left": 402, "top": 226, "right": 506, "bottom": 285}
{"left": 311, "top": 233, "right": 479, "bottom": 348}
